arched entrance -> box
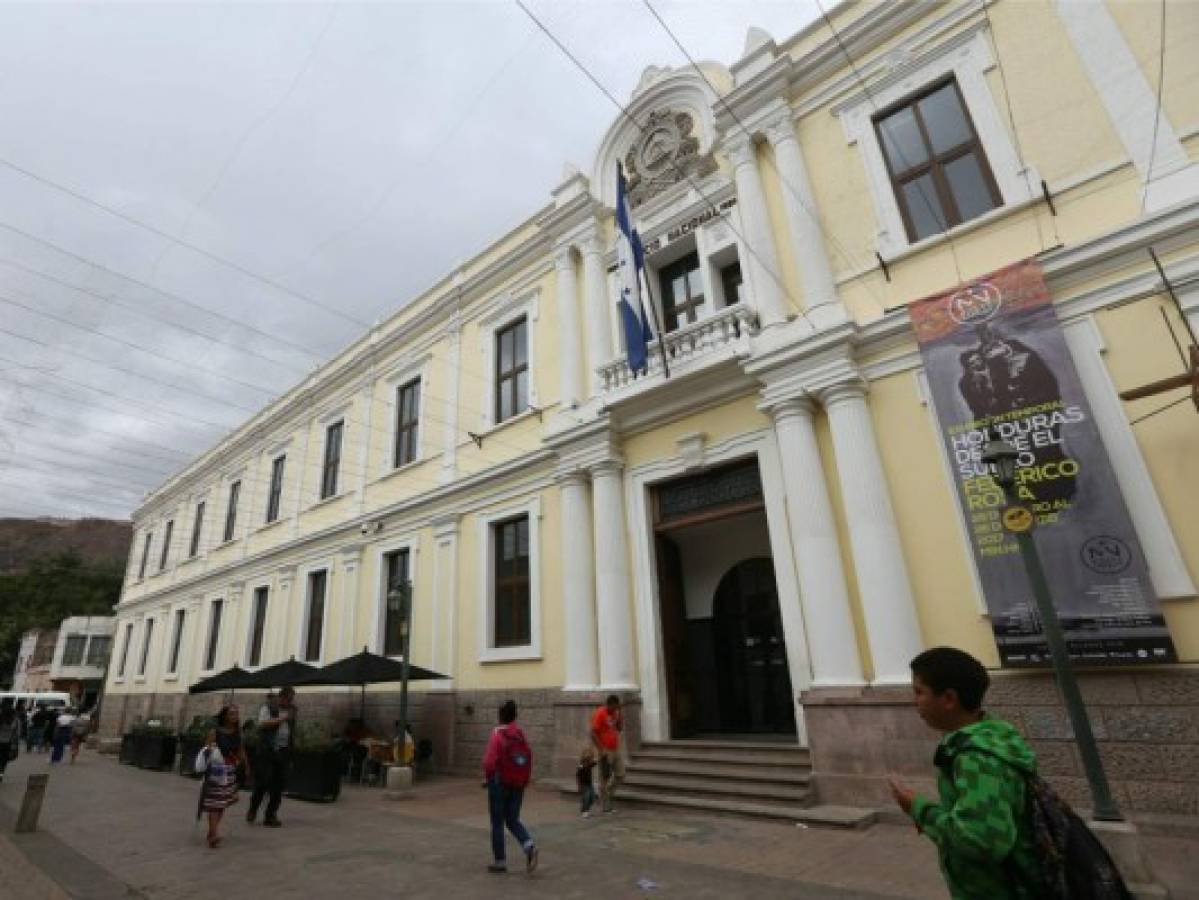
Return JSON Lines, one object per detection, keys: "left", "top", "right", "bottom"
{"left": 712, "top": 558, "right": 795, "bottom": 735}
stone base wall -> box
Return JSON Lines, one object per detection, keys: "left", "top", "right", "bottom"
{"left": 98, "top": 687, "right": 641, "bottom": 782}
{"left": 802, "top": 667, "right": 1199, "bottom": 817}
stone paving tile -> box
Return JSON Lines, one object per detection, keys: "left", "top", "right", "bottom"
{"left": 1, "top": 748, "right": 1196, "bottom": 900}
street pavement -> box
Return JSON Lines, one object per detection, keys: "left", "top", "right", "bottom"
{"left": 1, "top": 746, "right": 1197, "bottom": 900}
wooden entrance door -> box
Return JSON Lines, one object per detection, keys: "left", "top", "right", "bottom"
{"left": 713, "top": 557, "right": 795, "bottom": 735}
{"left": 656, "top": 534, "right": 695, "bottom": 738}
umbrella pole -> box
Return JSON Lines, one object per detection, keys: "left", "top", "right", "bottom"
{"left": 360, "top": 684, "right": 366, "bottom": 724}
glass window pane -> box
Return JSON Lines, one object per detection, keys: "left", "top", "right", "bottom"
{"left": 672, "top": 274, "right": 686, "bottom": 299}
{"left": 944, "top": 152, "right": 999, "bottom": 224}
{"left": 901, "top": 173, "right": 947, "bottom": 241}
{"left": 502, "top": 522, "right": 516, "bottom": 562}
{"left": 515, "top": 370, "right": 528, "bottom": 413}
{"left": 499, "top": 384, "right": 513, "bottom": 421}
{"left": 918, "top": 83, "right": 972, "bottom": 154}
{"left": 878, "top": 106, "right": 928, "bottom": 172}
{"left": 514, "top": 321, "right": 527, "bottom": 367}
{"left": 687, "top": 267, "right": 704, "bottom": 300}
{"left": 499, "top": 329, "right": 513, "bottom": 372}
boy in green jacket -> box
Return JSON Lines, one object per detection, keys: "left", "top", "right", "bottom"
{"left": 890, "top": 647, "right": 1045, "bottom": 899}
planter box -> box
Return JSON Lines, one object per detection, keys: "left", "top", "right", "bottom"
{"left": 135, "top": 734, "right": 177, "bottom": 771}
{"left": 178, "top": 738, "right": 205, "bottom": 777}
{"left": 119, "top": 733, "right": 137, "bottom": 765}
{"left": 285, "top": 749, "right": 342, "bottom": 802}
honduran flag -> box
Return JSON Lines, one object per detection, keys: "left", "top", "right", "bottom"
{"left": 615, "top": 163, "right": 653, "bottom": 375}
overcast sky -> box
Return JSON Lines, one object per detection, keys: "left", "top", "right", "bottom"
{"left": 0, "top": 0, "right": 819, "bottom": 521}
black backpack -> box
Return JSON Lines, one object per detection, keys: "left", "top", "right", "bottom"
{"left": 949, "top": 748, "right": 1132, "bottom": 900}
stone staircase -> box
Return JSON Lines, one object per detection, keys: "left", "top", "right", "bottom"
{"left": 598, "top": 739, "right": 875, "bottom": 828}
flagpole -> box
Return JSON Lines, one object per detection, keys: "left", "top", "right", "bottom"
{"left": 639, "top": 266, "right": 670, "bottom": 380}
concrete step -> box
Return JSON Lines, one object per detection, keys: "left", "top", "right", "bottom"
{"left": 614, "top": 789, "right": 876, "bottom": 828}
{"left": 627, "top": 759, "right": 811, "bottom": 784}
{"left": 632, "top": 746, "right": 808, "bottom": 768}
{"left": 622, "top": 772, "right": 810, "bottom": 803}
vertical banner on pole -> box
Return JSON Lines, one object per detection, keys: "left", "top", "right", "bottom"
{"left": 910, "top": 258, "right": 1175, "bottom": 666}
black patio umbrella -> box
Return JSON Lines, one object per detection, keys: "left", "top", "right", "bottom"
{"left": 238, "top": 657, "right": 319, "bottom": 690}
{"left": 300, "top": 647, "right": 448, "bottom": 720}
{"left": 188, "top": 665, "right": 253, "bottom": 697}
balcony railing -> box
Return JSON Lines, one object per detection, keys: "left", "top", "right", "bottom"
{"left": 599, "top": 303, "right": 759, "bottom": 393}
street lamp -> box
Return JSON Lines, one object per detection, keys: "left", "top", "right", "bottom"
{"left": 981, "top": 437, "right": 1122, "bottom": 821}
{"left": 387, "top": 578, "right": 413, "bottom": 768}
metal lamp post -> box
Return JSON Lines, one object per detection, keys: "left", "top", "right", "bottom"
{"left": 387, "top": 578, "right": 413, "bottom": 766}
{"left": 981, "top": 437, "right": 1122, "bottom": 821}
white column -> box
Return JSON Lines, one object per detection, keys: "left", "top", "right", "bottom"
{"left": 820, "top": 382, "right": 923, "bottom": 684}
{"left": 769, "top": 398, "right": 864, "bottom": 685}
{"left": 554, "top": 247, "right": 584, "bottom": 408}
{"left": 558, "top": 471, "right": 599, "bottom": 689}
{"left": 764, "top": 117, "right": 845, "bottom": 327}
{"left": 725, "top": 136, "right": 788, "bottom": 327}
{"left": 590, "top": 460, "right": 637, "bottom": 689}
{"left": 582, "top": 233, "right": 613, "bottom": 395}
{"left": 441, "top": 313, "right": 461, "bottom": 484}
{"left": 339, "top": 545, "right": 363, "bottom": 658}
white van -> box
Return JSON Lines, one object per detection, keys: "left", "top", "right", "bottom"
{"left": 0, "top": 691, "right": 71, "bottom": 710}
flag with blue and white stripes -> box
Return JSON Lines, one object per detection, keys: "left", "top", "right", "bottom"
{"left": 615, "top": 163, "right": 653, "bottom": 375}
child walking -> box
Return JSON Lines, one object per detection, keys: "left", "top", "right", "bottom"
{"left": 576, "top": 747, "right": 597, "bottom": 817}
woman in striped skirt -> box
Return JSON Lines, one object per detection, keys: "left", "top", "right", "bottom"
{"left": 196, "top": 706, "right": 251, "bottom": 848}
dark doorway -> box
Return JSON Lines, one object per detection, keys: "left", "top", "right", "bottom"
{"left": 712, "top": 558, "right": 795, "bottom": 735}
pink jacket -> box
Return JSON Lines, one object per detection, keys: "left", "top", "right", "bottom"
{"left": 482, "top": 722, "right": 525, "bottom": 779}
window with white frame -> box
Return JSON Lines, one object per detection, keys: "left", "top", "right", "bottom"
{"left": 223, "top": 481, "right": 240, "bottom": 542}
{"left": 478, "top": 498, "right": 541, "bottom": 661}
{"left": 138, "top": 532, "right": 152, "bottom": 580}
{"left": 62, "top": 635, "right": 87, "bottom": 666}
{"left": 394, "top": 379, "right": 421, "bottom": 468}
{"left": 836, "top": 26, "right": 1035, "bottom": 257}
{"left": 380, "top": 549, "right": 411, "bottom": 657}
{"left": 479, "top": 290, "right": 539, "bottom": 429}
{"left": 117, "top": 622, "right": 133, "bottom": 677}
{"left": 167, "top": 609, "right": 186, "bottom": 675}
{"left": 494, "top": 318, "right": 529, "bottom": 424}
{"left": 204, "top": 600, "right": 224, "bottom": 671}
{"left": 189, "top": 501, "right": 205, "bottom": 558}
{"left": 85, "top": 635, "right": 110, "bottom": 667}
{"left": 302, "top": 570, "right": 328, "bottom": 662}
{"left": 247, "top": 586, "right": 269, "bottom": 667}
{"left": 320, "top": 422, "right": 343, "bottom": 500}
{"left": 137, "top": 618, "right": 155, "bottom": 677}
{"left": 266, "top": 456, "right": 286, "bottom": 523}
{"left": 159, "top": 519, "right": 174, "bottom": 571}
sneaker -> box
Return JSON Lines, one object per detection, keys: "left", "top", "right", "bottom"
{"left": 581, "top": 811, "right": 591, "bottom": 819}
{"left": 525, "top": 843, "right": 539, "bottom": 874}
{"left": 487, "top": 863, "right": 507, "bottom": 874}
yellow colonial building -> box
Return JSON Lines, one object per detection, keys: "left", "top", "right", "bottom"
{"left": 105, "top": 0, "right": 1199, "bottom": 817}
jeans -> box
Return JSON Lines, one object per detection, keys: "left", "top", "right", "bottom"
{"left": 50, "top": 727, "right": 70, "bottom": 764}
{"left": 487, "top": 777, "right": 532, "bottom": 863}
{"left": 580, "top": 782, "right": 596, "bottom": 813}
{"left": 250, "top": 748, "right": 289, "bottom": 820}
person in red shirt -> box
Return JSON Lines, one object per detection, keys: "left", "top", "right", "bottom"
{"left": 589, "top": 694, "right": 624, "bottom": 813}
{"left": 481, "top": 700, "right": 538, "bottom": 875}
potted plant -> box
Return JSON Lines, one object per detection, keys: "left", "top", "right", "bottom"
{"left": 177, "top": 716, "right": 212, "bottom": 777}
{"left": 285, "top": 720, "right": 342, "bottom": 802}
{"left": 133, "top": 720, "right": 178, "bottom": 771}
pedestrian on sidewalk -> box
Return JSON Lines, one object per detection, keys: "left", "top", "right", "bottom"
{"left": 0, "top": 703, "right": 17, "bottom": 783}
{"left": 69, "top": 710, "right": 91, "bottom": 763}
{"left": 247, "top": 687, "right": 295, "bottom": 827}
{"left": 49, "top": 708, "right": 76, "bottom": 765}
{"left": 889, "top": 647, "right": 1045, "bottom": 899}
{"left": 481, "top": 699, "right": 538, "bottom": 875}
{"left": 27, "top": 706, "right": 45, "bottom": 753}
{"left": 589, "top": 694, "right": 624, "bottom": 813}
{"left": 576, "top": 747, "right": 597, "bottom": 818}
{"left": 197, "top": 706, "right": 251, "bottom": 849}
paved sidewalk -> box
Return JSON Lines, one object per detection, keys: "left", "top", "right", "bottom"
{"left": 1, "top": 748, "right": 1196, "bottom": 899}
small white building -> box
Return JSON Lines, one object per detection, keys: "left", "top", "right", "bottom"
{"left": 49, "top": 617, "right": 115, "bottom": 708}
{"left": 11, "top": 628, "right": 56, "bottom": 693}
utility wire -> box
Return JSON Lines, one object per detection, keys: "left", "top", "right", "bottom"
{"left": 1140, "top": 0, "right": 1167, "bottom": 215}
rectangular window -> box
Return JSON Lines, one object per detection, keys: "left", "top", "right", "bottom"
{"left": 493, "top": 515, "right": 531, "bottom": 648}
{"left": 223, "top": 481, "right": 240, "bottom": 542}
{"left": 159, "top": 519, "right": 174, "bottom": 571}
{"left": 266, "top": 456, "right": 286, "bottom": 523}
{"left": 189, "top": 501, "right": 205, "bottom": 558}
{"left": 167, "top": 610, "right": 185, "bottom": 674}
{"left": 118, "top": 623, "right": 133, "bottom": 677}
{"left": 85, "top": 636, "right": 110, "bottom": 667}
{"left": 204, "top": 600, "right": 224, "bottom": 671}
{"left": 138, "top": 619, "right": 155, "bottom": 677}
{"left": 720, "top": 261, "right": 743, "bottom": 307}
{"left": 304, "top": 571, "right": 328, "bottom": 662}
{"left": 62, "top": 635, "right": 87, "bottom": 666}
{"left": 248, "top": 586, "right": 269, "bottom": 667}
{"left": 138, "top": 532, "right": 152, "bottom": 580}
{"left": 382, "top": 549, "right": 411, "bottom": 657}
{"left": 659, "top": 253, "right": 705, "bottom": 331}
{"left": 874, "top": 78, "right": 1001, "bottom": 243}
{"left": 494, "top": 317, "right": 529, "bottom": 424}
{"left": 321, "top": 422, "right": 343, "bottom": 500}
{"left": 394, "top": 379, "right": 421, "bottom": 468}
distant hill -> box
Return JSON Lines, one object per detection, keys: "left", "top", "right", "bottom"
{"left": 0, "top": 517, "right": 132, "bottom": 576}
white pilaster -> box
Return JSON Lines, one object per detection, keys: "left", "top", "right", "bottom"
{"left": 821, "top": 382, "right": 923, "bottom": 684}
{"left": 354, "top": 377, "right": 374, "bottom": 513}
{"left": 272, "top": 566, "right": 296, "bottom": 666}
{"left": 725, "top": 136, "right": 788, "bottom": 327}
{"left": 590, "top": 459, "right": 637, "bottom": 690}
{"left": 582, "top": 233, "right": 613, "bottom": 395}
{"left": 764, "top": 117, "right": 844, "bottom": 327}
{"left": 339, "top": 545, "right": 364, "bottom": 658}
{"left": 181, "top": 599, "right": 203, "bottom": 688}
{"left": 441, "top": 313, "right": 462, "bottom": 484}
{"left": 768, "top": 398, "right": 864, "bottom": 685}
{"left": 558, "top": 471, "right": 599, "bottom": 689}
{"left": 431, "top": 515, "right": 460, "bottom": 682}
{"left": 223, "top": 581, "right": 245, "bottom": 669}
{"left": 554, "top": 247, "right": 584, "bottom": 408}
